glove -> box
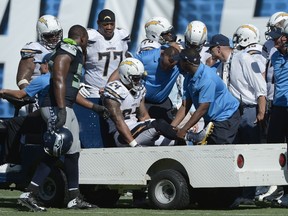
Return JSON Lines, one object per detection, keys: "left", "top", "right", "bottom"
{"left": 55, "top": 108, "right": 67, "bottom": 130}
{"left": 79, "top": 83, "right": 93, "bottom": 98}
{"left": 92, "top": 104, "right": 110, "bottom": 119}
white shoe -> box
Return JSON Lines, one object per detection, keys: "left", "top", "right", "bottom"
{"left": 0, "top": 163, "right": 22, "bottom": 173}
{"left": 185, "top": 122, "right": 214, "bottom": 145}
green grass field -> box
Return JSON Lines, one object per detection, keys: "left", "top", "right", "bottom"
{"left": 1, "top": 190, "right": 288, "bottom": 216}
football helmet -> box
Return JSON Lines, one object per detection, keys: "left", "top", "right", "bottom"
{"left": 184, "top": 20, "right": 207, "bottom": 51}
{"left": 37, "top": 15, "right": 63, "bottom": 50}
{"left": 233, "top": 24, "right": 260, "bottom": 48}
{"left": 265, "top": 12, "right": 288, "bottom": 39}
{"left": 43, "top": 127, "right": 73, "bottom": 157}
{"left": 145, "top": 16, "right": 176, "bottom": 44}
{"left": 119, "top": 58, "right": 145, "bottom": 92}
{"left": 284, "top": 19, "right": 288, "bottom": 35}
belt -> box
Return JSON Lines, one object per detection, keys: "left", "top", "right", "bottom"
{"left": 242, "top": 104, "right": 257, "bottom": 108}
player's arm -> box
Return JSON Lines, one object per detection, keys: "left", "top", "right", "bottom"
{"left": 16, "top": 58, "right": 35, "bottom": 89}
{"left": 137, "top": 98, "right": 150, "bottom": 121}
{"left": 0, "top": 89, "right": 27, "bottom": 99}
{"left": 103, "top": 97, "right": 135, "bottom": 144}
{"left": 53, "top": 54, "right": 71, "bottom": 109}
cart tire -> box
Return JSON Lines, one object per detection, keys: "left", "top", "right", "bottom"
{"left": 148, "top": 169, "right": 190, "bottom": 209}
{"left": 38, "top": 168, "right": 67, "bottom": 208}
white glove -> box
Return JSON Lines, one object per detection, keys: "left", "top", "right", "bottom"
{"left": 79, "top": 83, "right": 93, "bottom": 98}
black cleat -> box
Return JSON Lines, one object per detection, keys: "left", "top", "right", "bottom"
{"left": 67, "top": 196, "right": 98, "bottom": 209}
{"left": 18, "top": 192, "right": 46, "bottom": 212}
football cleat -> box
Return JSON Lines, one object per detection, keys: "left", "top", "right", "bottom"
{"left": 185, "top": 122, "right": 214, "bottom": 145}
{"left": 67, "top": 196, "right": 98, "bottom": 209}
{"left": 18, "top": 192, "right": 46, "bottom": 212}
{"left": 254, "top": 186, "right": 284, "bottom": 207}
{"left": 273, "top": 194, "right": 288, "bottom": 207}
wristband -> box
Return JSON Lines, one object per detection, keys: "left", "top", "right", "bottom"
{"left": 129, "top": 139, "right": 138, "bottom": 147}
{"left": 17, "top": 79, "right": 29, "bottom": 87}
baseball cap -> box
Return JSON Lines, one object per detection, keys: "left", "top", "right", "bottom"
{"left": 266, "top": 26, "right": 283, "bottom": 39}
{"left": 176, "top": 48, "right": 201, "bottom": 66}
{"left": 98, "top": 9, "right": 115, "bottom": 22}
{"left": 41, "top": 53, "right": 52, "bottom": 64}
{"left": 204, "top": 34, "right": 230, "bottom": 47}
{"left": 34, "top": 53, "right": 51, "bottom": 64}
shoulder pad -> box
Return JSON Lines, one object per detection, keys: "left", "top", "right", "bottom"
{"left": 116, "top": 28, "right": 131, "bottom": 41}
{"left": 60, "top": 42, "right": 78, "bottom": 56}
{"left": 87, "top": 28, "right": 100, "bottom": 42}
{"left": 247, "top": 50, "right": 262, "bottom": 55}
{"left": 20, "top": 49, "right": 43, "bottom": 59}
{"left": 20, "top": 42, "right": 43, "bottom": 59}
{"left": 104, "top": 81, "right": 128, "bottom": 101}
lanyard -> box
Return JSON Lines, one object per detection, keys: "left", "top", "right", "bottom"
{"left": 222, "top": 51, "right": 233, "bottom": 87}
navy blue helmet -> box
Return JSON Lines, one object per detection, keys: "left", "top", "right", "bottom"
{"left": 43, "top": 127, "right": 73, "bottom": 157}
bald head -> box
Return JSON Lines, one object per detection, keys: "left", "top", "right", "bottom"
{"left": 68, "top": 25, "right": 88, "bottom": 40}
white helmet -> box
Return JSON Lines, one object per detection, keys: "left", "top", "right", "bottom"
{"left": 119, "top": 58, "right": 145, "bottom": 92}
{"left": 233, "top": 24, "right": 260, "bottom": 48}
{"left": 184, "top": 20, "right": 207, "bottom": 50}
{"left": 145, "top": 16, "right": 176, "bottom": 44}
{"left": 37, "top": 15, "right": 63, "bottom": 49}
{"left": 265, "top": 12, "right": 288, "bottom": 39}
{"left": 283, "top": 19, "right": 288, "bottom": 35}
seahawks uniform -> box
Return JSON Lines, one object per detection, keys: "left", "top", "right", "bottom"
{"left": 84, "top": 28, "right": 130, "bottom": 98}
{"left": 103, "top": 80, "right": 175, "bottom": 147}
{"left": 41, "top": 39, "right": 83, "bottom": 154}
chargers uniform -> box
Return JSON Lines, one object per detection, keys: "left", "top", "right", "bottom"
{"left": 103, "top": 80, "right": 175, "bottom": 147}
{"left": 84, "top": 28, "right": 130, "bottom": 98}
{"left": 20, "top": 42, "right": 51, "bottom": 80}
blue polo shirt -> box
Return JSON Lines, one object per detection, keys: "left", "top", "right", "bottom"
{"left": 24, "top": 72, "right": 50, "bottom": 106}
{"left": 135, "top": 48, "right": 180, "bottom": 103}
{"left": 271, "top": 51, "right": 288, "bottom": 107}
{"left": 183, "top": 63, "right": 239, "bottom": 122}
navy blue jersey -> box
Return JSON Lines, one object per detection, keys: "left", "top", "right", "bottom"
{"left": 41, "top": 40, "right": 83, "bottom": 108}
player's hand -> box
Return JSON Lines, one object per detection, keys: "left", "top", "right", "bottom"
{"left": 92, "top": 104, "right": 110, "bottom": 119}
{"left": 79, "top": 83, "right": 93, "bottom": 98}
{"left": 55, "top": 108, "right": 67, "bottom": 130}
{"left": 99, "top": 88, "right": 105, "bottom": 96}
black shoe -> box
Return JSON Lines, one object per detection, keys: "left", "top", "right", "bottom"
{"left": 67, "top": 196, "right": 98, "bottom": 209}
{"left": 229, "top": 197, "right": 254, "bottom": 209}
{"left": 18, "top": 192, "right": 46, "bottom": 212}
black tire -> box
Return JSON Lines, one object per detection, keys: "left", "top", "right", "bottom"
{"left": 80, "top": 185, "right": 120, "bottom": 208}
{"left": 148, "top": 169, "right": 190, "bottom": 209}
{"left": 38, "top": 168, "right": 67, "bottom": 208}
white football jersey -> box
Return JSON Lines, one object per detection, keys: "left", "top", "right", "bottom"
{"left": 136, "top": 38, "right": 161, "bottom": 54}
{"left": 84, "top": 28, "right": 130, "bottom": 97}
{"left": 103, "top": 80, "right": 146, "bottom": 132}
{"left": 20, "top": 42, "right": 51, "bottom": 80}
{"left": 200, "top": 46, "right": 212, "bottom": 64}
{"left": 245, "top": 43, "right": 266, "bottom": 74}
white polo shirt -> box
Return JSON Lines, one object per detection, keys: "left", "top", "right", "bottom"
{"left": 217, "top": 50, "right": 267, "bottom": 105}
